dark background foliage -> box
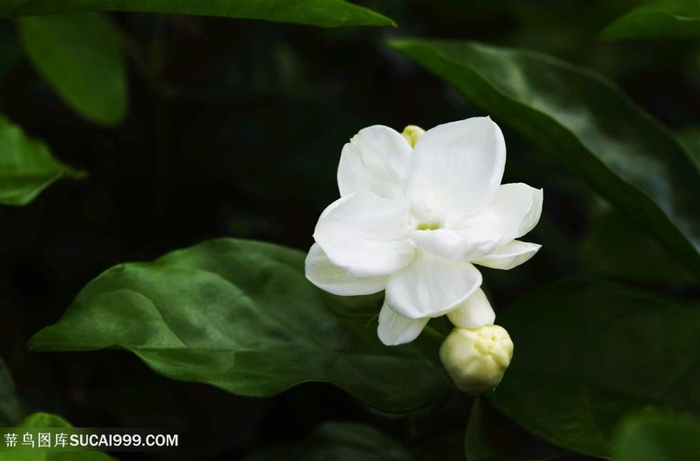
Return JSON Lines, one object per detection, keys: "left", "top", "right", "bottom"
{"left": 0, "top": 0, "right": 697, "bottom": 459}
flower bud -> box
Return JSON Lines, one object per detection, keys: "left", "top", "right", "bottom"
{"left": 401, "top": 125, "right": 425, "bottom": 147}
{"left": 439, "top": 325, "right": 513, "bottom": 395}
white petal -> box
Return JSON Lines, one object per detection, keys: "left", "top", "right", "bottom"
{"left": 412, "top": 226, "right": 503, "bottom": 262}
{"left": 385, "top": 251, "right": 482, "bottom": 319}
{"left": 446, "top": 289, "right": 495, "bottom": 328}
{"left": 411, "top": 228, "right": 469, "bottom": 262}
{"left": 313, "top": 192, "right": 415, "bottom": 278}
{"left": 474, "top": 240, "right": 541, "bottom": 270}
{"left": 456, "top": 183, "right": 543, "bottom": 245}
{"left": 338, "top": 125, "right": 413, "bottom": 199}
{"left": 305, "top": 243, "right": 388, "bottom": 296}
{"left": 377, "top": 303, "right": 429, "bottom": 346}
{"left": 406, "top": 117, "right": 506, "bottom": 217}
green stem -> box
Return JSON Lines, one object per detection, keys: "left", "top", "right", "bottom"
{"left": 422, "top": 325, "right": 447, "bottom": 343}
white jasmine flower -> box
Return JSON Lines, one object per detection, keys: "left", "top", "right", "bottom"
{"left": 439, "top": 325, "right": 514, "bottom": 395}
{"left": 305, "top": 117, "right": 542, "bottom": 346}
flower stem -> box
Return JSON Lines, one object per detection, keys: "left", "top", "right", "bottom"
{"left": 422, "top": 325, "right": 447, "bottom": 343}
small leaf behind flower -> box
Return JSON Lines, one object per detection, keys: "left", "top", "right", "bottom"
{"left": 0, "top": 115, "right": 85, "bottom": 206}
{"left": 29, "top": 238, "right": 451, "bottom": 413}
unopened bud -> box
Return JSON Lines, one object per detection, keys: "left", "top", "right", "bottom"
{"left": 439, "top": 325, "right": 513, "bottom": 395}
{"left": 401, "top": 125, "right": 425, "bottom": 148}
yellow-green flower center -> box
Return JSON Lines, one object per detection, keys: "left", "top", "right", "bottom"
{"left": 417, "top": 223, "right": 440, "bottom": 231}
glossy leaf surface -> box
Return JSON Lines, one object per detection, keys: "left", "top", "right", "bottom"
{"left": 30, "top": 239, "right": 451, "bottom": 412}
{"left": 389, "top": 39, "right": 700, "bottom": 279}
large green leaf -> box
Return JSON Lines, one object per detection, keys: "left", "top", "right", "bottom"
{"left": 388, "top": 39, "right": 700, "bottom": 280}
{"left": 245, "top": 421, "right": 411, "bottom": 461}
{"left": 611, "top": 411, "right": 700, "bottom": 461}
{"left": 29, "top": 238, "right": 451, "bottom": 412}
{"left": 465, "top": 398, "right": 571, "bottom": 461}
{"left": 0, "top": 356, "right": 22, "bottom": 426}
{"left": 18, "top": 13, "right": 127, "bottom": 126}
{"left": 578, "top": 202, "right": 694, "bottom": 284}
{"left": 0, "top": 115, "right": 85, "bottom": 206}
{"left": 488, "top": 279, "right": 700, "bottom": 458}
{"left": 1, "top": 1, "right": 394, "bottom": 27}
{"left": 677, "top": 126, "right": 700, "bottom": 167}
{"left": 0, "top": 412, "right": 116, "bottom": 460}
{"left": 601, "top": 0, "right": 700, "bottom": 40}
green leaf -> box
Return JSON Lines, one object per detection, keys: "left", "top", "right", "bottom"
{"left": 611, "top": 411, "right": 700, "bottom": 461}
{"left": 465, "top": 398, "right": 570, "bottom": 461}
{"left": 488, "top": 279, "right": 700, "bottom": 458}
{"left": 578, "top": 202, "right": 694, "bottom": 284}
{"left": 1, "top": 1, "right": 395, "bottom": 27}
{"left": 601, "top": 0, "right": 700, "bottom": 40}
{"left": 245, "top": 421, "right": 411, "bottom": 461}
{"left": 388, "top": 39, "right": 700, "bottom": 280}
{"left": 0, "top": 412, "right": 116, "bottom": 460}
{"left": 0, "top": 356, "right": 22, "bottom": 426}
{"left": 29, "top": 238, "right": 451, "bottom": 412}
{"left": 18, "top": 13, "right": 127, "bottom": 126}
{"left": 677, "top": 126, "right": 700, "bottom": 167}
{"left": 0, "top": 115, "right": 85, "bottom": 206}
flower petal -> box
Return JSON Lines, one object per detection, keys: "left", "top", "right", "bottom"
{"left": 411, "top": 227, "right": 501, "bottom": 262}
{"left": 305, "top": 243, "right": 388, "bottom": 296}
{"left": 456, "top": 183, "right": 543, "bottom": 245}
{"left": 377, "top": 303, "right": 429, "bottom": 346}
{"left": 313, "top": 191, "right": 415, "bottom": 278}
{"left": 338, "top": 125, "right": 413, "bottom": 199}
{"left": 474, "top": 240, "right": 541, "bottom": 270}
{"left": 411, "top": 228, "right": 469, "bottom": 262}
{"left": 407, "top": 117, "right": 506, "bottom": 217}
{"left": 446, "top": 289, "right": 495, "bottom": 328}
{"left": 385, "top": 251, "right": 482, "bottom": 319}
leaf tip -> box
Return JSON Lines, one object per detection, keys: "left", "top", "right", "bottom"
{"left": 67, "top": 168, "right": 89, "bottom": 180}
{"left": 27, "top": 327, "right": 58, "bottom": 352}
